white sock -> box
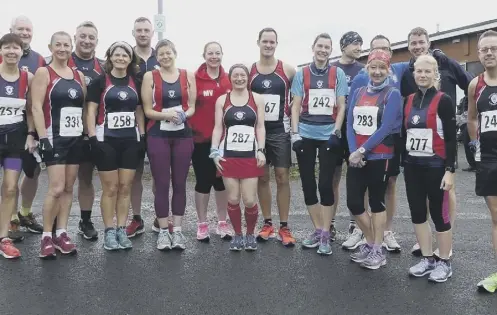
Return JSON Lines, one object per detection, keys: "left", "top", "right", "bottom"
{"left": 55, "top": 229, "right": 66, "bottom": 237}
{"left": 42, "top": 232, "right": 52, "bottom": 239}
{"left": 173, "top": 226, "right": 182, "bottom": 232}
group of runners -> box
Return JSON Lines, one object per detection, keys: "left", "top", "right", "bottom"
{"left": 1, "top": 14, "right": 497, "bottom": 291}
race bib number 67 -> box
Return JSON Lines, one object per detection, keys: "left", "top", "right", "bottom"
{"left": 226, "top": 125, "right": 255, "bottom": 152}
{"left": 263, "top": 94, "right": 280, "bottom": 121}
{"left": 60, "top": 107, "right": 83, "bottom": 137}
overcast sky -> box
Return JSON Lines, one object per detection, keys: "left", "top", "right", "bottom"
{"left": 3, "top": 0, "right": 496, "bottom": 70}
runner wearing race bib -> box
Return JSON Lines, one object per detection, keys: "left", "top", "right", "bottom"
{"left": 210, "top": 64, "right": 266, "bottom": 251}
{"left": 402, "top": 55, "right": 455, "bottom": 283}
{"left": 0, "top": 34, "right": 36, "bottom": 259}
{"left": 190, "top": 42, "right": 233, "bottom": 242}
{"left": 142, "top": 39, "right": 196, "bottom": 251}
{"left": 290, "top": 33, "right": 347, "bottom": 256}
{"left": 467, "top": 30, "right": 497, "bottom": 292}
{"left": 346, "top": 49, "right": 402, "bottom": 270}
{"left": 31, "top": 32, "right": 87, "bottom": 259}
{"left": 86, "top": 41, "right": 144, "bottom": 251}
{"left": 248, "top": 27, "right": 296, "bottom": 246}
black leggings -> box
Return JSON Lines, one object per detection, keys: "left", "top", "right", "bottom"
{"left": 404, "top": 163, "right": 451, "bottom": 232}
{"left": 347, "top": 159, "right": 389, "bottom": 216}
{"left": 296, "top": 137, "right": 337, "bottom": 206}
{"left": 192, "top": 142, "right": 225, "bottom": 194}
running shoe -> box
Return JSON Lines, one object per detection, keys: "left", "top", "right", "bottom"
{"left": 153, "top": 218, "right": 160, "bottom": 233}
{"left": 197, "top": 222, "right": 210, "bottom": 242}
{"left": 78, "top": 219, "right": 98, "bottom": 240}
{"left": 428, "top": 260, "right": 452, "bottom": 283}
{"left": 116, "top": 227, "right": 132, "bottom": 249}
{"left": 342, "top": 227, "right": 364, "bottom": 250}
{"left": 8, "top": 220, "right": 24, "bottom": 242}
{"left": 360, "top": 247, "right": 386, "bottom": 270}
{"left": 18, "top": 212, "right": 43, "bottom": 233}
{"left": 229, "top": 235, "right": 244, "bottom": 251}
{"left": 245, "top": 234, "right": 258, "bottom": 251}
{"left": 216, "top": 221, "right": 233, "bottom": 240}
{"left": 103, "top": 229, "right": 119, "bottom": 251}
{"left": 171, "top": 231, "right": 186, "bottom": 250}
{"left": 350, "top": 243, "right": 372, "bottom": 263}
{"left": 383, "top": 231, "right": 401, "bottom": 252}
{"left": 302, "top": 230, "right": 321, "bottom": 248}
{"left": 39, "top": 236, "right": 56, "bottom": 259}
{"left": 330, "top": 224, "right": 337, "bottom": 242}
{"left": 477, "top": 273, "right": 497, "bottom": 293}
{"left": 126, "top": 218, "right": 144, "bottom": 238}
{"left": 409, "top": 258, "right": 436, "bottom": 277}
{"left": 317, "top": 234, "right": 332, "bottom": 255}
{"left": 53, "top": 232, "right": 77, "bottom": 255}
{"left": 257, "top": 223, "right": 275, "bottom": 241}
{"left": 0, "top": 238, "right": 21, "bottom": 259}
{"left": 157, "top": 230, "right": 172, "bottom": 250}
{"left": 277, "top": 227, "right": 296, "bottom": 247}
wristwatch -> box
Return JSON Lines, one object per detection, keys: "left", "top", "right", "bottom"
{"left": 358, "top": 147, "right": 366, "bottom": 155}
{"left": 257, "top": 148, "right": 266, "bottom": 155}
{"left": 445, "top": 166, "right": 455, "bottom": 173}
{"left": 28, "top": 131, "right": 37, "bottom": 137}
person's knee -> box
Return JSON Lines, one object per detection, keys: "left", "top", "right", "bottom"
{"left": 103, "top": 181, "right": 119, "bottom": 198}
{"left": 347, "top": 199, "right": 365, "bottom": 216}
{"left": 369, "top": 197, "right": 386, "bottom": 213}
{"left": 213, "top": 177, "right": 225, "bottom": 192}
{"left": 227, "top": 193, "right": 240, "bottom": 205}
{"left": 49, "top": 181, "right": 66, "bottom": 198}
{"left": 274, "top": 168, "right": 289, "bottom": 187}
{"left": 2, "top": 181, "right": 18, "bottom": 199}
{"left": 258, "top": 169, "right": 271, "bottom": 185}
{"left": 118, "top": 181, "right": 133, "bottom": 196}
{"left": 318, "top": 181, "right": 334, "bottom": 206}
{"left": 433, "top": 216, "right": 451, "bottom": 232}
{"left": 242, "top": 195, "right": 257, "bottom": 208}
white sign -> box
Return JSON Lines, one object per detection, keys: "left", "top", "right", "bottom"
{"left": 154, "top": 14, "right": 166, "bottom": 33}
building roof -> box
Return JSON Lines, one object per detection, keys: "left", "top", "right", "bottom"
{"left": 298, "top": 19, "right": 497, "bottom": 67}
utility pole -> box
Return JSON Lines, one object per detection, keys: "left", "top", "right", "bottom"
{"left": 157, "top": 0, "right": 165, "bottom": 40}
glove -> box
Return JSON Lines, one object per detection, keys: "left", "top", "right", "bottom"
{"left": 327, "top": 129, "right": 341, "bottom": 149}
{"left": 89, "top": 136, "right": 99, "bottom": 151}
{"left": 432, "top": 49, "right": 448, "bottom": 65}
{"left": 291, "top": 133, "right": 303, "bottom": 153}
{"left": 469, "top": 140, "right": 479, "bottom": 154}
{"left": 38, "top": 138, "right": 53, "bottom": 160}
{"left": 138, "top": 134, "right": 146, "bottom": 154}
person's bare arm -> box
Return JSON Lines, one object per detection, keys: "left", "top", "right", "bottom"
{"left": 30, "top": 68, "right": 50, "bottom": 138}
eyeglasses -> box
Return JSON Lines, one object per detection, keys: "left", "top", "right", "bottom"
{"left": 478, "top": 47, "right": 497, "bottom": 54}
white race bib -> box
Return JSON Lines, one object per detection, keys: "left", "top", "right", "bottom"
{"left": 481, "top": 110, "right": 497, "bottom": 133}
{"left": 308, "top": 88, "right": 335, "bottom": 116}
{"left": 353, "top": 106, "right": 378, "bottom": 136}
{"left": 0, "top": 97, "right": 26, "bottom": 126}
{"left": 263, "top": 94, "right": 280, "bottom": 121}
{"left": 59, "top": 107, "right": 83, "bottom": 137}
{"left": 160, "top": 106, "right": 184, "bottom": 131}
{"left": 406, "top": 128, "right": 433, "bottom": 156}
{"left": 226, "top": 125, "right": 255, "bottom": 152}
{"left": 108, "top": 112, "right": 135, "bottom": 129}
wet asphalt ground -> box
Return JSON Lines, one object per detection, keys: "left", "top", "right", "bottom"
{"left": 1, "top": 146, "right": 497, "bottom": 315}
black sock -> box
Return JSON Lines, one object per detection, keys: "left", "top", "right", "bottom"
{"left": 81, "top": 210, "right": 91, "bottom": 222}
{"left": 331, "top": 219, "right": 336, "bottom": 225}
{"left": 264, "top": 218, "right": 272, "bottom": 226}
{"left": 280, "top": 222, "right": 287, "bottom": 228}
{"left": 349, "top": 219, "right": 356, "bottom": 225}
{"left": 423, "top": 255, "right": 436, "bottom": 263}
{"left": 104, "top": 227, "right": 114, "bottom": 233}
{"left": 133, "top": 215, "right": 142, "bottom": 222}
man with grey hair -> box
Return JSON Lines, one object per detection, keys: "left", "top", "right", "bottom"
{"left": 9, "top": 15, "right": 45, "bottom": 242}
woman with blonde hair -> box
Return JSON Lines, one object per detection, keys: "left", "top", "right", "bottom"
{"left": 403, "top": 54, "right": 456, "bottom": 283}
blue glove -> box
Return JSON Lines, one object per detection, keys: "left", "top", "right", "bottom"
{"left": 469, "top": 140, "right": 479, "bottom": 154}
{"left": 327, "top": 134, "right": 341, "bottom": 149}
{"left": 175, "top": 110, "right": 187, "bottom": 125}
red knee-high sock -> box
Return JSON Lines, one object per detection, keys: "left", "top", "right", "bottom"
{"left": 244, "top": 204, "right": 259, "bottom": 235}
{"left": 227, "top": 202, "right": 242, "bottom": 235}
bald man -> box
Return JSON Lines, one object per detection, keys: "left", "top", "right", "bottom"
{"left": 10, "top": 15, "right": 45, "bottom": 242}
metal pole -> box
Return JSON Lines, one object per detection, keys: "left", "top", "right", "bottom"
{"left": 158, "top": 0, "right": 164, "bottom": 40}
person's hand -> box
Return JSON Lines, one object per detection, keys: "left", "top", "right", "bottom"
{"left": 440, "top": 171, "right": 454, "bottom": 191}
{"left": 256, "top": 151, "right": 266, "bottom": 168}
{"left": 469, "top": 140, "right": 479, "bottom": 154}
{"left": 25, "top": 134, "right": 36, "bottom": 153}
{"left": 38, "top": 137, "right": 53, "bottom": 160}
{"left": 173, "top": 109, "right": 187, "bottom": 125}
{"left": 349, "top": 150, "right": 365, "bottom": 168}
{"left": 327, "top": 134, "right": 341, "bottom": 150}
{"left": 163, "top": 109, "right": 178, "bottom": 122}
{"left": 209, "top": 148, "right": 225, "bottom": 172}
{"left": 291, "top": 133, "right": 303, "bottom": 153}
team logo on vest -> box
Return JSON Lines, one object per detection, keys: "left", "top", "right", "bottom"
{"left": 168, "top": 90, "right": 175, "bottom": 98}
{"left": 118, "top": 91, "right": 129, "bottom": 101}
{"left": 262, "top": 79, "right": 272, "bottom": 89}
{"left": 84, "top": 76, "right": 91, "bottom": 86}
{"left": 316, "top": 80, "right": 323, "bottom": 88}
{"left": 489, "top": 93, "right": 497, "bottom": 106}
{"left": 68, "top": 88, "right": 78, "bottom": 99}
{"left": 234, "top": 111, "right": 246, "bottom": 121}
{"left": 411, "top": 115, "right": 420, "bottom": 125}
{"left": 4, "top": 86, "right": 14, "bottom": 96}
{"left": 346, "top": 75, "right": 351, "bottom": 84}
{"left": 21, "top": 66, "right": 29, "bottom": 72}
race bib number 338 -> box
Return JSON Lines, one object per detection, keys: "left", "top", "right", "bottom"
{"left": 60, "top": 107, "right": 83, "bottom": 137}
{"left": 226, "top": 125, "right": 255, "bottom": 152}
{"left": 308, "top": 88, "right": 335, "bottom": 116}
{"left": 108, "top": 112, "right": 135, "bottom": 129}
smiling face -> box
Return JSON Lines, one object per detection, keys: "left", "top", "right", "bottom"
{"left": 478, "top": 35, "right": 497, "bottom": 69}
{"left": 156, "top": 44, "right": 176, "bottom": 68}
{"left": 258, "top": 31, "right": 277, "bottom": 58}
{"left": 0, "top": 41, "right": 23, "bottom": 65}
{"left": 408, "top": 34, "right": 430, "bottom": 59}
{"left": 229, "top": 66, "right": 248, "bottom": 90}
{"left": 49, "top": 33, "right": 72, "bottom": 62}
{"left": 367, "top": 60, "right": 389, "bottom": 84}
{"left": 11, "top": 17, "right": 33, "bottom": 47}
{"left": 313, "top": 37, "right": 332, "bottom": 63}
{"left": 343, "top": 42, "right": 362, "bottom": 60}
{"left": 204, "top": 42, "right": 223, "bottom": 68}
{"left": 133, "top": 20, "right": 153, "bottom": 48}
{"left": 110, "top": 47, "right": 131, "bottom": 71}
{"left": 75, "top": 26, "right": 98, "bottom": 58}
